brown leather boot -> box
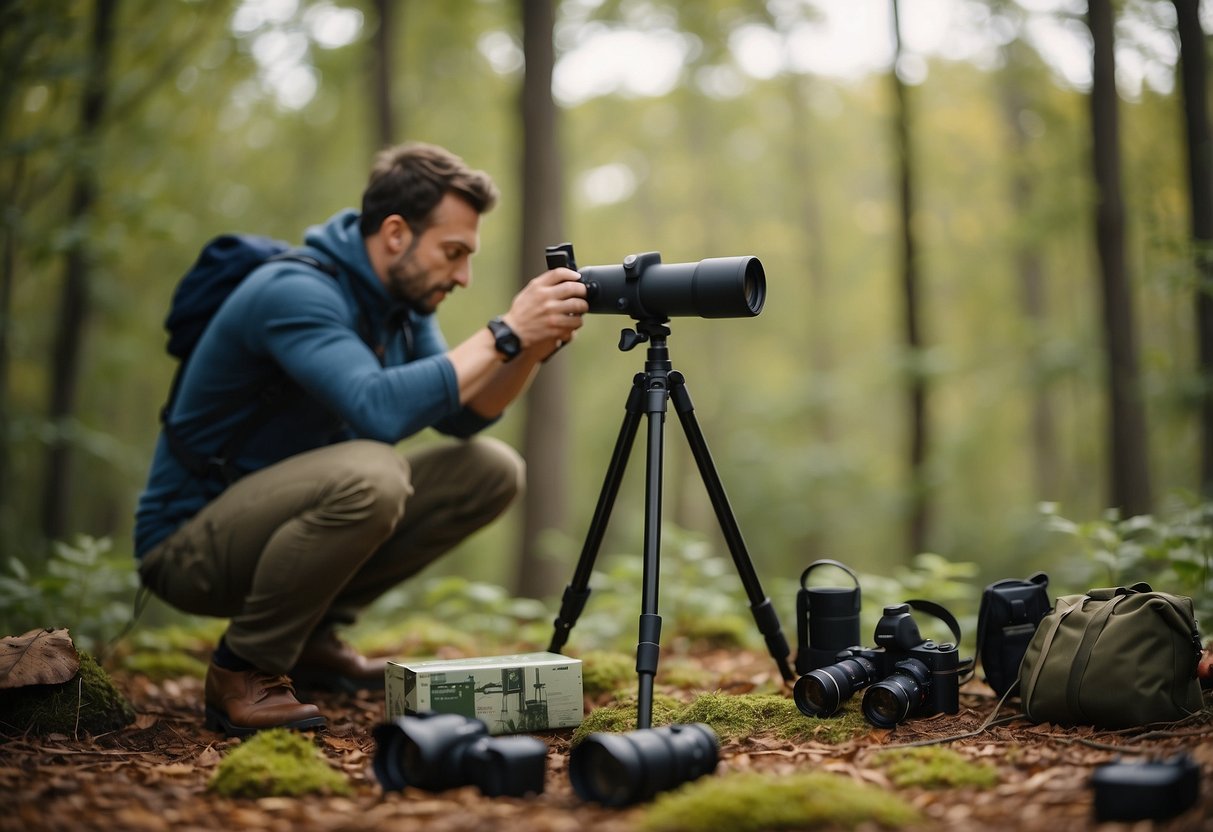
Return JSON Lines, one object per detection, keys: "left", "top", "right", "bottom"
{"left": 204, "top": 661, "right": 325, "bottom": 738}
{"left": 290, "top": 630, "right": 390, "bottom": 693}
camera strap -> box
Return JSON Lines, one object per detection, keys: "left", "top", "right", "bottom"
{"left": 903, "top": 598, "right": 975, "bottom": 683}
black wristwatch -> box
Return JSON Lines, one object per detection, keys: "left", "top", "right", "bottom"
{"left": 487, "top": 316, "right": 521, "bottom": 362}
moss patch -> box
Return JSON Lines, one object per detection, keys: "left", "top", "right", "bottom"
{"left": 574, "top": 691, "right": 872, "bottom": 747}
{"left": 209, "top": 728, "right": 351, "bottom": 798}
{"left": 658, "top": 658, "right": 713, "bottom": 691}
{"left": 0, "top": 651, "right": 134, "bottom": 736}
{"left": 673, "top": 613, "right": 752, "bottom": 648}
{"left": 872, "top": 746, "right": 999, "bottom": 789}
{"left": 572, "top": 694, "right": 684, "bottom": 744}
{"left": 122, "top": 651, "right": 208, "bottom": 681}
{"left": 581, "top": 651, "right": 715, "bottom": 698}
{"left": 640, "top": 771, "right": 921, "bottom": 832}
{"left": 580, "top": 650, "right": 637, "bottom": 697}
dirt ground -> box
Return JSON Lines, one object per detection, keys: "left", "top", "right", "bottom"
{"left": 1, "top": 648, "right": 1211, "bottom": 832}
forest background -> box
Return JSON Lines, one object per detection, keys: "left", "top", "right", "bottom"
{"left": 2, "top": 0, "right": 1211, "bottom": 654}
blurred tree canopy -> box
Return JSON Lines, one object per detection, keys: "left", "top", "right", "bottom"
{"left": 0, "top": 0, "right": 1206, "bottom": 616}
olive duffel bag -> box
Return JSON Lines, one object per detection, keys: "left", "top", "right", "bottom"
{"left": 1018, "top": 583, "right": 1204, "bottom": 728}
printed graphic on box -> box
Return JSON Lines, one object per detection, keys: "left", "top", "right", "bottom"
{"left": 385, "top": 652, "right": 583, "bottom": 735}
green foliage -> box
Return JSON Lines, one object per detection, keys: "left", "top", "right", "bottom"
{"left": 119, "top": 618, "right": 223, "bottom": 679}
{"left": 580, "top": 649, "right": 637, "bottom": 697}
{"left": 0, "top": 536, "right": 138, "bottom": 652}
{"left": 856, "top": 553, "right": 980, "bottom": 647}
{"left": 1042, "top": 499, "right": 1213, "bottom": 623}
{"left": 639, "top": 771, "right": 921, "bottom": 832}
{"left": 350, "top": 575, "right": 552, "bottom": 655}
{"left": 355, "top": 530, "right": 762, "bottom": 657}
{"left": 208, "top": 728, "right": 351, "bottom": 798}
{"left": 657, "top": 657, "right": 714, "bottom": 691}
{"left": 566, "top": 528, "right": 767, "bottom": 653}
{"left": 0, "top": 651, "right": 134, "bottom": 737}
{"left": 872, "top": 746, "right": 999, "bottom": 789}
{"left": 121, "top": 651, "right": 208, "bottom": 681}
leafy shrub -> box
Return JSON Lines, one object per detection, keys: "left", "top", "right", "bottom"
{"left": 0, "top": 536, "right": 138, "bottom": 652}
{"left": 1042, "top": 499, "right": 1213, "bottom": 623}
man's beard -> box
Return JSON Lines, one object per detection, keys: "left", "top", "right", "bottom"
{"left": 387, "top": 251, "right": 454, "bottom": 316}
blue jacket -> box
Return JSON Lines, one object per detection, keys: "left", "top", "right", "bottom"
{"left": 134, "top": 209, "right": 494, "bottom": 557}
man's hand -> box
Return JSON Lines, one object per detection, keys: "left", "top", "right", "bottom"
{"left": 501, "top": 267, "right": 588, "bottom": 354}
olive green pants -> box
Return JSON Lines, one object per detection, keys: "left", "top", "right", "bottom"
{"left": 138, "top": 437, "right": 524, "bottom": 674}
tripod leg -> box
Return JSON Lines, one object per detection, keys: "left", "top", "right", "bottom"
{"left": 547, "top": 377, "right": 646, "bottom": 655}
{"left": 636, "top": 378, "right": 669, "bottom": 729}
{"left": 668, "top": 371, "right": 795, "bottom": 682}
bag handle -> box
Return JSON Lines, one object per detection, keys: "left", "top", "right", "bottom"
{"left": 1064, "top": 592, "right": 1131, "bottom": 723}
{"left": 1086, "top": 582, "right": 1151, "bottom": 601}
{"left": 798, "top": 559, "right": 860, "bottom": 591}
{"left": 1022, "top": 595, "right": 1083, "bottom": 720}
{"left": 796, "top": 560, "right": 861, "bottom": 656}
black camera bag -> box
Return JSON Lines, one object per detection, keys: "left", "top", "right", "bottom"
{"left": 975, "top": 572, "right": 1050, "bottom": 697}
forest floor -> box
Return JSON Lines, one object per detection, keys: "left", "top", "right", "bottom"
{"left": 1, "top": 646, "right": 1211, "bottom": 832}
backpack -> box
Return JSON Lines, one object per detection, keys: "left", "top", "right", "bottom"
{"left": 160, "top": 234, "right": 338, "bottom": 484}
{"left": 1018, "top": 583, "right": 1204, "bottom": 728}
{"left": 974, "top": 572, "right": 1050, "bottom": 697}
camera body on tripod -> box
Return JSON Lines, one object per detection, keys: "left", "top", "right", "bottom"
{"left": 794, "top": 603, "right": 963, "bottom": 727}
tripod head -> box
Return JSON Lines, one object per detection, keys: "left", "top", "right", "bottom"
{"left": 618, "top": 318, "right": 671, "bottom": 352}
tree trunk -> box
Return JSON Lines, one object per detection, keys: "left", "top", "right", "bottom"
{"left": 788, "top": 72, "right": 833, "bottom": 558}
{"left": 40, "top": 0, "right": 117, "bottom": 544}
{"left": 1173, "top": 0, "right": 1213, "bottom": 495}
{"left": 514, "top": 0, "right": 567, "bottom": 599}
{"left": 891, "top": 0, "right": 929, "bottom": 558}
{"left": 999, "top": 51, "right": 1060, "bottom": 500}
{"left": 1086, "top": 0, "right": 1152, "bottom": 516}
{"left": 370, "top": 0, "right": 398, "bottom": 148}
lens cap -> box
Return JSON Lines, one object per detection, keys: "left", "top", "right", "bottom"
{"left": 1090, "top": 755, "right": 1200, "bottom": 822}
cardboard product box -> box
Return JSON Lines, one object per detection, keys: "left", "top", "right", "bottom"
{"left": 385, "top": 651, "right": 583, "bottom": 735}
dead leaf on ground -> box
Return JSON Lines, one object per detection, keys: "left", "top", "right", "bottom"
{"left": 0, "top": 628, "right": 79, "bottom": 689}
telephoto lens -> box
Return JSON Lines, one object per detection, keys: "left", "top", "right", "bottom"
{"left": 576, "top": 252, "right": 765, "bottom": 319}
{"left": 568, "top": 723, "right": 720, "bottom": 806}
{"left": 862, "top": 659, "right": 931, "bottom": 728}
{"left": 793, "top": 651, "right": 879, "bottom": 717}
{"left": 372, "top": 712, "right": 548, "bottom": 797}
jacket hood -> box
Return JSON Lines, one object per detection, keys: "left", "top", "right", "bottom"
{"left": 303, "top": 209, "right": 390, "bottom": 304}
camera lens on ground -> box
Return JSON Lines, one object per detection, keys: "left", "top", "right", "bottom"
{"left": 793, "top": 655, "right": 878, "bottom": 717}
{"left": 569, "top": 723, "right": 719, "bottom": 806}
{"left": 372, "top": 712, "right": 547, "bottom": 797}
{"left": 862, "top": 659, "right": 931, "bottom": 728}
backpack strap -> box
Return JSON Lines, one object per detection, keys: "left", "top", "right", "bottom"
{"left": 161, "top": 252, "right": 343, "bottom": 487}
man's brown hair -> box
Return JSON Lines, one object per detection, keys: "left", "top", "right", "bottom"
{"left": 359, "top": 142, "right": 499, "bottom": 238}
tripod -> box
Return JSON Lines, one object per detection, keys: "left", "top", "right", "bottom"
{"left": 548, "top": 318, "right": 794, "bottom": 728}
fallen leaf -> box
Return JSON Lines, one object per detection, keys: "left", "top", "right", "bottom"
{"left": 0, "top": 628, "right": 79, "bottom": 689}
{"left": 151, "top": 763, "right": 195, "bottom": 777}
